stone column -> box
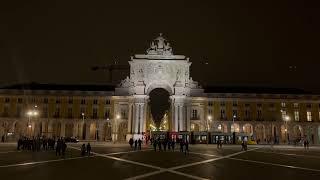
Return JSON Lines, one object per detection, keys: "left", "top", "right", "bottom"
{"left": 139, "top": 103, "right": 145, "bottom": 133}
{"left": 134, "top": 103, "right": 140, "bottom": 134}
{"left": 179, "top": 105, "right": 184, "bottom": 131}
{"left": 170, "top": 97, "right": 176, "bottom": 131}
{"left": 186, "top": 103, "right": 191, "bottom": 131}
{"left": 175, "top": 104, "right": 179, "bottom": 131}
{"left": 127, "top": 103, "right": 132, "bottom": 134}
{"left": 143, "top": 103, "right": 147, "bottom": 133}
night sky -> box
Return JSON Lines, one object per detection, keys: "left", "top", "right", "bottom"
{"left": 0, "top": 1, "right": 319, "bottom": 92}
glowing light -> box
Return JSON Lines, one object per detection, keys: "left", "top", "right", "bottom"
{"left": 116, "top": 115, "right": 121, "bottom": 119}
{"left": 207, "top": 115, "right": 212, "bottom": 120}
{"left": 285, "top": 115, "right": 290, "bottom": 121}
{"left": 218, "top": 124, "right": 222, "bottom": 130}
{"left": 28, "top": 125, "right": 32, "bottom": 128}
{"left": 27, "top": 111, "right": 33, "bottom": 116}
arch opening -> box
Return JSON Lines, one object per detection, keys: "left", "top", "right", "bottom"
{"left": 149, "top": 88, "right": 170, "bottom": 129}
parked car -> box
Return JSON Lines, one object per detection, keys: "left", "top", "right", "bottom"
{"left": 65, "top": 137, "right": 79, "bottom": 143}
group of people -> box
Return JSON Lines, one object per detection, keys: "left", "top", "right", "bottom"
{"left": 149, "top": 138, "right": 189, "bottom": 155}
{"left": 16, "top": 136, "right": 68, "bottom": 157}
{"left": 303, "top": 139, "right": 310, "bottom": 150}
{"left": 81, "top": 143, "right": 92, "bottom": 156}
{"left": 128, "top": 138, "right": 142, "bottom": 150}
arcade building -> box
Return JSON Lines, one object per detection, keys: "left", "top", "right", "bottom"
{"left": 1, "top": 34, "right": 320, "bottom": 144}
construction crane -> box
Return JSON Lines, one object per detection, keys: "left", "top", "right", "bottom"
{"left": 91, "top": 61, "right": 129, "bottom": 83}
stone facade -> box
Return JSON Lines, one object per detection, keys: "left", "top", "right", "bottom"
{"left": 1, "top": 34, "right": 320, "bottom": 144}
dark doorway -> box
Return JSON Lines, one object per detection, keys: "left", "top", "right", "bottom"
{"left": 149, "top": 88, "right": 170, "bottom": 128}
{"left": 82, "top": 123, "right": 86, "bottom": 140}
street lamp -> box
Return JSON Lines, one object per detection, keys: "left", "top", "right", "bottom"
{"left": 207, "top": 115, "right": 212, "bottom": 144}
{"left": 81, "top": 113, "right": 85, "bottom": 140}
{"left": 26, "top": 109, "right": 38, "bottom": 138}
{"left": 284, "top": 115, "right": 290, "bottom": 144}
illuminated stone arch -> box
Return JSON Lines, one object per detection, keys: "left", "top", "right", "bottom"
{"left": 231, "top": 123, "right": 240, "bottom": 133}
{"left": 118, "top": 121, "right": 128, "bottom": 142}
{"left": 292, "top": 125, "right": 303, "bottom": 139}
{"left": 243, "top": 123, "right": 253, "bottom": 135}
{"left": 255, "top": 124, "right": 265, "bottom": 142}
{"left": 104, "top": 122, "right": 112, "bottom": 141}
{"left": 89, "top": 123, "right": 97, "bottom": 140}
{"left": 65, "top": 123, "right": 74, "bottom": 138}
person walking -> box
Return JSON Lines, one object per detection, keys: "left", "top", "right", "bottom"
{"left": 219, "top": 140, "right": 223, "bottom": 149}
{"left": 81, "top": 144, "right": 86, "bottom": 156}
{"left": 153, "top": 139, "right": 157, "bottom": 152}
{"left": 180, "top": 140, "right": 184, "bottom": 153}
{"left": 158, "top": 139, "right": 162, "bottom": 151}
{"left": 138, "top": 138, "right": 142, "bottom": 150}
{"left": 163, "top": 140, "right": 167, "bottom": 151}
{"left": 61, "top": 140, "right": 67, "bottom": 157}
{"left": 56, "top": 138, "right": 61, "bottom": 156}
{"left": 134, "top": 139, "right": 138, "bottom": 150}
{"left": 184, "top": 140, "right": 189, "bottom": 155}
{"left": 87, "top": 143, "right": 91, "bottom": 156}
{"left": 129, "top": 138, "right": 133, "bottom": 149}
{"left": 171, "top": 140, "right": 175, "bottom": 152}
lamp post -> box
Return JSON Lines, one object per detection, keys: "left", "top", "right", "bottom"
{"left": 81, "top": 113, "right": 85, "bottom": 140}
{"left": 207, "top": 115, "right": 212, "bottom": 144}
{"left": 114, "top": 114, "right": 120, "bottom": 143}
{"left": 232, "top": 114, "right": 236, "bottom": 144}
{"left": 284, "top": 115, "right": 290, "bottom": 144}
{"left": 27, "top": 108, "right": 39, "bottom": 138}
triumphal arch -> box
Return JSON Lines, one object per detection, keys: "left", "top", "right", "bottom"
{"left": 114, "top": 33, "right": 203, "bottom": 141}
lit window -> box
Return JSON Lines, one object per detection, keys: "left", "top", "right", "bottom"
{"left": 294, "top": 111, "right": 299, "bottom": 121}
{"left": 192, "top": 109, "right": 198, "bottom": 119}
{"left": 281, "top": 102, "right": 286, "bottom": 108}
{"left": 307, "top": 111, "right": 312, "bottom": 122}
{"left": 217, "top": 124, "right": 222, "bottom": 130}
{"left": 294, "top": 103, "right": 299, "bottom": 108}
{"left": 281, "top": 111, "right": 287, "bottom": 120}
{"left": 191, "top": 124, "right": 195, "bottom": 130}
{"left": 121, "top": 108, "right": 127, "bottom": 119}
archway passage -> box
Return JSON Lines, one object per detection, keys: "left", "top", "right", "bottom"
{"left": 65, "top": 123, "right": 74, "bottom": 138}
{"left": 149, "top": 88, "right": 170, "bottom": 128}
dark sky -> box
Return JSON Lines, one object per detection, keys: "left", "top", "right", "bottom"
{"left": 0, "top": 1, "right": 319, "bottom": 92}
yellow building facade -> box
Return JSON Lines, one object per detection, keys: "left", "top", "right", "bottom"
{"left": 1, "top": 34, "right": 319, "bottom": 144}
